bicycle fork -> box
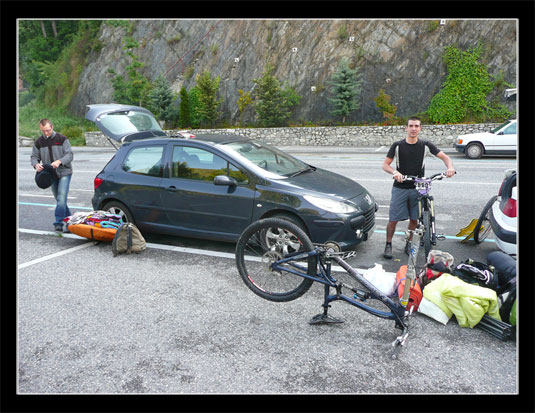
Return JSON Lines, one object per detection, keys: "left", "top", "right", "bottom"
{"left": 391, "top": 223, "right": 425, "bottom": 351}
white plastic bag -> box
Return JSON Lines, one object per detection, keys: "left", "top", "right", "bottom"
{"left": 362, "top": 264, "right": 396, "bottom": 296}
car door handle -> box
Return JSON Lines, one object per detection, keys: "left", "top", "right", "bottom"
{"left": 166, "top": 186, "right": 179, "bottom": 192}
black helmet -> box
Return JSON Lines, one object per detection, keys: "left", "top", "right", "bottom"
{"left": 35, "top": 164, "right": 57, "bottom": 189}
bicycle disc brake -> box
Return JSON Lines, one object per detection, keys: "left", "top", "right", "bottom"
{"left": 261, "top": 250, "right": 283, "bottom": 272}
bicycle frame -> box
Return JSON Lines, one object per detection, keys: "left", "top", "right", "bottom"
{"left": 270, "top": 248, "right": 408, "bottom": 332}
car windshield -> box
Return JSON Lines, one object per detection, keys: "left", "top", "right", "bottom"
{"left": 98, "top": 110, "right": 163, "bottom": 135}
{"left": 491, "top": 120, "right": 513, "bottom": 134}
{"left": 219, "top": 140, "right": 309, "bottom": 178}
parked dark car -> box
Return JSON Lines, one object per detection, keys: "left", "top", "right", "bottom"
{"left": 87, "top": 104, "right": 377, "bottom": 250}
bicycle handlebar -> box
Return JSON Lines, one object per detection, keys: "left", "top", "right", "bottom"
{"left": 398, "top": 171, "right": 456, "bottom": 182}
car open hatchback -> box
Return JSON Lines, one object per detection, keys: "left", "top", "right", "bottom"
{"left": 87, "top": 104, "right": 377, "bottom": 250}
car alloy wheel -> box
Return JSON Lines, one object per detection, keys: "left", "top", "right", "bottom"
{"left": 466, "top": 143, "right": 484, "bottom": 159}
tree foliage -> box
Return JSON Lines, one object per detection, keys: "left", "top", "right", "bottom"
{"left": 195, "top": 70, "right": 222, "bottom": 127}
{"left": 148, "top": 76, "right": 178, "bottom": 127}
{"left": 237, "top": 89, "right": 253, "bottom": 124}
{"left": 108, "top": 37, "right": 152, "bottom": 107}
{"left": 328, "top": 58, "right": 362, "bottom": 123}
{"left": 178, "top": 87, "right": 191, "bottom": 128}
{"left": 253, "top": 65, "right": 301, "bottom": 127}
{"left": 19, "top": 20, "right": 102, "bottom": 110}
{"left": 18, "top": 20, "right": 81, "bottom": 89}
{"left": 373, "top": 89, "right": 398, "bottom": 124}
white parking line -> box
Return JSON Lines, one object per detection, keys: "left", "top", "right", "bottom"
{"left": 19, "top": 193, "right": 77, "bottom": 199}
{"left": 18, "top": 241, "right": 94, "bottom": 269}
{"left": 18, "top": 228, "right": 395, "bottom": 276}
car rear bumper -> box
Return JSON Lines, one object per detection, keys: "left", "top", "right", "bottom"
{"left": 489, "top": 205, "right": 517, "bottom": 254}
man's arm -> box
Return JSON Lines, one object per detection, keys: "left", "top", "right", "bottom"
{"left": 382, "top": 157, "right": 403, "bottom": 182}
{"left": 436, "top": 151, "right": 456, "bottom": 177}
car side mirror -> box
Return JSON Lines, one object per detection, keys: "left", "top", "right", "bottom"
{"left": 214, "top": 175, "right": 237, "bottom": 186}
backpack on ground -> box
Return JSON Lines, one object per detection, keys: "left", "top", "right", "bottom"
{"left": 111, "top": 223, "right": 146, "bottom": 257}
{"left": 452, "top": 259, "right": 499, "bottom": 291}
{"left": 420, "top": 250, "right": 455, "bottom": 286}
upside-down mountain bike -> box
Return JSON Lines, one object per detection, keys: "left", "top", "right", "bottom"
{"left": 235, "top": 217, "right": 421, "bottom": 356}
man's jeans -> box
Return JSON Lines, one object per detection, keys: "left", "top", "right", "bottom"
{"left": 50, "top": 174, "right": 72, "bottom": 226}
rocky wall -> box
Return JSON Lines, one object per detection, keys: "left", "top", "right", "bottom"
{"left": 85, "top": 123, "right": 501, "bottom": 147}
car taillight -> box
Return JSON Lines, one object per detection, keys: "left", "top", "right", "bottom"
{"left": 498, "top": 182, "right": 504, "bottom": 196}
{"left": 94, "top": 177, "right": 103, "bottom": 190}
{"left": 503, "top": 198, "right": 517, "bottom": 218}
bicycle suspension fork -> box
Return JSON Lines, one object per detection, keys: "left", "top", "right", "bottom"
{"left": 418, "top": 196, "right": 437, "bottom": 244}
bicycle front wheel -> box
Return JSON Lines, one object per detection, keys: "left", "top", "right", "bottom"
{"left": 235, "top": 218, "right": 316, "bottom": 302}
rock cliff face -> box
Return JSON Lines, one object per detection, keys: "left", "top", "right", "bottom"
{"left": 71, "top": 19, "right": 516, "bottom": 124}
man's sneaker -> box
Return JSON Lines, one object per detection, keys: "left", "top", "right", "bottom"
{"left": 54, "top": 224, "right": 63, "bottom": 232}
{"left": 383, "top": 243, "right": 393, "bottom": 259}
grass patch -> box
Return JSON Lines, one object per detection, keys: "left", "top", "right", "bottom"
{"left": 18, "top": 93, "right": 97, "bottom": 146}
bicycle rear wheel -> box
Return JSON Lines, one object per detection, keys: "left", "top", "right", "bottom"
{"left": 235, "top": 218, "right": 316, "bottom": 302}
{"left": 474, "top": 196, "right": 497, "bottom": 244}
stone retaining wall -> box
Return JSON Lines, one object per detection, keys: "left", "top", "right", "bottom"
{"left": 84, "top": 123, "right": 500, "bottom": 147}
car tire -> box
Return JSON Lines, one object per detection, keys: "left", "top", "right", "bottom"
{"left": 102, "top": 200, "right": 134, "bottom": 225}
{"left": 465, "top": 143, "right": 484, "bottom": 159}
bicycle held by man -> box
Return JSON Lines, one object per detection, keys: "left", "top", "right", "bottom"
{"left": 400, "top": 172, "right": 454, "bottom": 259}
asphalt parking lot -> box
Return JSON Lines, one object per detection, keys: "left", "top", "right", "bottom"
{"left": 12, "top": 144, "right": 529, "bottom": 412}
{"left": 16, "top": 228, "right": 520, "bottom": 399}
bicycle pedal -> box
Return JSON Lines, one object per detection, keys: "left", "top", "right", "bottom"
{"left": 309, "top": 313, "right": 344, "bottom": 325}
{"left": 436, "top": 234, "right": 446, "bottom": 241}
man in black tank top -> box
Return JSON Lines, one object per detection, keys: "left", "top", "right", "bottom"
{"left": 381, "top": 117, "right": 456, "bottom": 259}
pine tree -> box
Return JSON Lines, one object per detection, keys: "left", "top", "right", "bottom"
{"left": 195, "top": 70, "right": 222, "bottom": 127}
{"left": 148, "top": 76, "right": 177, "bottom": 126}
{"left": 178, "top": 87, "right": 191, "bottom": 128}
{"left": 328, "top": 58, "right": 362, "bottom": 124}
{"left": 253, "top": 65, "right": 291, "bottom": 127}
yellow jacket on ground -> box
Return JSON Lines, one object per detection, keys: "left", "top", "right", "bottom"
{"left": 423, "top": 273, "right": 501, "bottom": 328}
